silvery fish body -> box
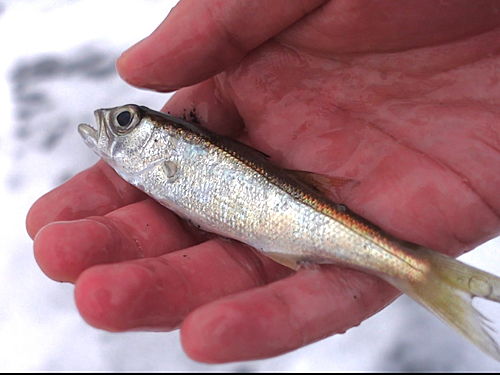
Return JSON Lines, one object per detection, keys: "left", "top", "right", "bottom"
{"left": 79, "top": 104, "right": 500, "bottom": 361}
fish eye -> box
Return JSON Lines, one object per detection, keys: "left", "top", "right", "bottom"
{"left": 116, "top": 110, "right": 132, "bottom": 128}
{"left": 112, "top": 105, "right": 140, "bottom": 134}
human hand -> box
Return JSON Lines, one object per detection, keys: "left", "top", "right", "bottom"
{"left": 27, "top": 0, "right": 500, "bottom": 363}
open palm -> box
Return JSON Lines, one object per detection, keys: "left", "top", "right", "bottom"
{"left": 27, "top": 0, "right": 500, "bottom": 363}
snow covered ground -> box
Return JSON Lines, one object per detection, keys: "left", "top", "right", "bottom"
{"left": 1, "top": 0, "right": 500, "bottom": 371}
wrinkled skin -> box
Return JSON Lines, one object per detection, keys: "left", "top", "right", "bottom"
{"left": 26, "top": 0, "right": 500, "bottom": 363}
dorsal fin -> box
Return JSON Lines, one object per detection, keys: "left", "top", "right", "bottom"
{"left": 288, "top": 170, "right": 359, "bottom": 203}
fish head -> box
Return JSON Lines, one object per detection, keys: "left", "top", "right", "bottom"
{"left": 78, "top": 104, "right": 163, "bottom": 179}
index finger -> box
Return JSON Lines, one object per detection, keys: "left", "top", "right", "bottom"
{"left": 116, "top": 0, "right": 327, "bottom": 91}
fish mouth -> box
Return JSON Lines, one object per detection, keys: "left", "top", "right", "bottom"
{"left": 78, "top": 110, "right": 103, "bottom": 152}
{"left": 78, "top": 123, "right": 98, "bottom": 148}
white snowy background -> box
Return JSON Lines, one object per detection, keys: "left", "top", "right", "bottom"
{"left": 1, "top": 0, "right": 500, "bottom": 371}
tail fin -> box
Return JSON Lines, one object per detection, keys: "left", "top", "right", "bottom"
{"left": 385, "top": 245, "right": 500, "bottom": 361}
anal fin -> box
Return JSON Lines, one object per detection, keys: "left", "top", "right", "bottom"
{"left": 265, "top": 252, "right": 304, "bottom": 270}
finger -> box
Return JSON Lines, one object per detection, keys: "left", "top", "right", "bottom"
{"left": 34, "top": 199, "right": 201, "bottom": 283}
{"left": 74, "top": 239, "right": 293, "bottom": 331}
{"left": 26, "top": 160, "right": 146, "bottom": 239}
{"left": 116, "top": 0, "right": 327, "bottom": 91}
{"left": 180, "top": 266, "right": 399, "bottom": 363}
{"left": 162, "top": 78, "right": 244, "bottom": 138}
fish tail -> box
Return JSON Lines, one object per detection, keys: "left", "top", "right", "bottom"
{"left": 386, "top": 245, "right": 500, "bottom": 361}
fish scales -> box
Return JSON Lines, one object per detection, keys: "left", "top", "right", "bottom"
{"left": 139, "top": 109, "right": 415, "bottom": 278}
{"left": 78, "top": 104, "right": 500, "bottom": 361}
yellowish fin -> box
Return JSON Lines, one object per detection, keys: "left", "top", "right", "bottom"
{"left": 385, "top": 244, "right": 500, "bottom": 361}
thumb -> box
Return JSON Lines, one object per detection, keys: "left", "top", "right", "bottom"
{"left": 116, "top": 0, "right": 327, "bottom": 92}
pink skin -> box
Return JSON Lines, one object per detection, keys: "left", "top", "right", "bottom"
{"left": 27, "top": 0, "right": 500, "bottom": 364}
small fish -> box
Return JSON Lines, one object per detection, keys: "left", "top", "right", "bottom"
{"left": 79, "top": 104, "right": 500, "bottom": 361}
